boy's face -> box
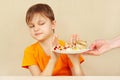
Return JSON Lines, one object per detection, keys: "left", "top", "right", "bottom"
{"left": 28, "top": 13, "right": 56, "bottom": 41}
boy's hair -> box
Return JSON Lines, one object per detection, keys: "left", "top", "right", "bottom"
{"left": 26, "top": 3, "right": 55, "bottom": 25}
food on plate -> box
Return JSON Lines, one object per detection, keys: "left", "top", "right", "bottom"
{"left": 53, "top": 40, "right": 87, "bottom": 52}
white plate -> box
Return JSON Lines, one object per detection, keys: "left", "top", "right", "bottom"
{"left": 52, "top": 49, "right": 90, "bottom": 54}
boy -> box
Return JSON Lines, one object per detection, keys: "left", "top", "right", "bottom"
{"left": 22, "top": 3, "right": 84, "bottom": 76}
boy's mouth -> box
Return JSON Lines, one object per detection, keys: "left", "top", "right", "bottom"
{"left": 35, "top": 33, "right": 42, "bottom": 36}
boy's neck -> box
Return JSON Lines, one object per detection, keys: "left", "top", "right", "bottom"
{"left": 38, "top": 34, "right": 54, "bottom": 52}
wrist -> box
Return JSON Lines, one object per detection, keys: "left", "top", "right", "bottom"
{"left": 109, "top": 39, "right": 117, "bottom": 49}
{"left": 70, "top": 57, "right": 80, "bottom": 64}
{"left": 49, "top": 57, "right": 57, "bottom": 63}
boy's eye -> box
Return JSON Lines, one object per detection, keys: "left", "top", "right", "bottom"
{"left": 29, "top": 25, "right": 34, "bottom": 28}
{"left": 40, "top": 23, "right": 45, "bottom": 25}
{"left": 38, "top": 22, "right": 45, "bottom": 25}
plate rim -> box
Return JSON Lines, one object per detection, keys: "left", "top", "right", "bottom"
{"left": 52, "top": 49, "right": 90, "bottom": 54}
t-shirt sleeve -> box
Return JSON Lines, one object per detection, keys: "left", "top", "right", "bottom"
{"left": 22, "top": 46, "right": 37, "bottom": 68}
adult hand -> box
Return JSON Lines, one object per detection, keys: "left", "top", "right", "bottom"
{"left": 84, "top": 39, "right": 111, "bottom": 56}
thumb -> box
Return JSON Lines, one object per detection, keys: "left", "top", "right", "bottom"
{"left": 81, "top": 50, "right": 100, "bottom": 56}
{"left": 52, "top": 34, "right": 58, "bottom": 47}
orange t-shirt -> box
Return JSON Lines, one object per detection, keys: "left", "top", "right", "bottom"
{"left": 22, "top": 40, "right": 84, "bottom": 76}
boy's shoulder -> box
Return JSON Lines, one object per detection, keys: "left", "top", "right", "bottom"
{"left": 24, "top": 42, "right": 39, "bottom": 51}
{"left": 24, "top": 40, "right": 65, "bottom": 51}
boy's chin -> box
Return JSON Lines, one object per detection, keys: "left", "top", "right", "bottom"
{"left": 32, "top": 37, "right": 43, "bottom": 41}
{"left": 33, "top": 36, "right": 48, "bottom": 41}
{"left": 36, "top": 38, "right": 43, "bottom": 41}
{"left": 35, "top": 37, "right": 46, "bottom": 42}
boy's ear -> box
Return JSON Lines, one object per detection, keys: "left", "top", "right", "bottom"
{"left": 51, "top": 20, "right": 56, "bottom": 29}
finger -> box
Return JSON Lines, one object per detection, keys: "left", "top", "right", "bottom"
{"left": 52, "top": 34, "right": 58, "bottom": 47}
{"left": 70, "top": 34, "right": 73, "bottom": 43}
{"left": 76, "top": 34, "right": 80, "bottom": 42}
{"left": 81, "top": 50, "right": 100, "bottom": 56}
{"left": 98, "top": 46, "right": 107, "bottom": 54}
{"left": 89, "top": 42, "right": 97, "bottom": 50}
{"left": 73, "top": 34, "right": 77, "bottom": 44}
{"left": 72, "top": 34, "right": 75, "bottom": 44}
{"left": 74, "top": 34, "right": 77, "bottom": 43}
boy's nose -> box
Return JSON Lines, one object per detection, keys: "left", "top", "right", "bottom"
{"left": 34, "top": 25, "right": 39, "bottom": 31}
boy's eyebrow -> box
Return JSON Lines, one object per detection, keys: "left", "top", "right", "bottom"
{"left": 38, "top": 20, "right": 45, "bottom": 23}
{"left": 28, "top": 19, "right": 45, "bottom": 25}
